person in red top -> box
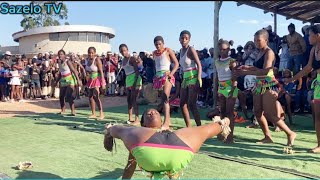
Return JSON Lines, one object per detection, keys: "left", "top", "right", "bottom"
{"left": 104, "top": 51, "right": 118, "bottom": 96}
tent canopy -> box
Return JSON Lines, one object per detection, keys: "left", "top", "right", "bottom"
{"left": 236, "top": 1, "right": 320, "bottom": 24}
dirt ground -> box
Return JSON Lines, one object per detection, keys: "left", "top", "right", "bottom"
{"left": 0, "top": 96, "right": 128, "bottom": 119}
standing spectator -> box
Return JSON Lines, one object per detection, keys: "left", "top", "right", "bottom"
{"left": 302, "top": 25, "right": 312, "bottom": 68}
{"left": 279, "top": 36, "right": 290, "bottom": 71}
{"left": 8, "top": 64, "right": 22, "bottom": 102}
{"left": 236, "top": 45, "right": 244, "bottom": 65}
{"left": 105, "top": 51, "right": 117, "bottom": 96}
{"left": 22, "top": 58, "right": 31, "bottom": 99}
{"left": 230, "top": 49, "right": 237, "bottom": 59}
{"left": 140, "top": 51, "right": 155, "bottom": 84}
{"left": 0, "top": 61, "right": 9, "bottom": 102}
{"left": 242, "top": 41, "right": 258, "bottom": 66}
{"left": 286, "top": 23, "right": 306, "bottom": 74}
{"left": 30, "top": 60, "right": 41, "bottom": 100}
{"left": 2, "top": 51, "right": 12, "bottom": 101}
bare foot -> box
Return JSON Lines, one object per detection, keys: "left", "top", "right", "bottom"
{"left": 309, "top": 146, "right": 320, "bottom": 153}
{"left": 161, "top": 124, "right": 170, "bottom": 131}
{"left": 224, "top": 135, "right": 235, "bottom": 144}
{"left": 88, "top": 114, "right": 97, "bottom": 119}
{"left": 58, "top": 111, "right": 65, "bottom": 115}
{"left": 97, "top": 115, "right": 105, "bottom": 120}
{"left": 71, "top": 113, "right": 76, "bottom": 116}
{"left": 128, "top": 120, "right": 140, "bottom": 126}
{"left": 256, "top": 137, "right": 273, "bottom": 144}
{"left": 274, "top": 126, "right": 282, "bottom": 132}
{"left": 287, "top": 132, "right": 297, "bottom": 146}
{"left": 246, "top": 123, "right": 259, "bottom": 128}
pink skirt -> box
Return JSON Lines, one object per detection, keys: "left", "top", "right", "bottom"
{"left": 153, "top": 74, "right": 175, "bottom": 90}
{"left": 86, "top": 72, "right": 106, "bottom": 89}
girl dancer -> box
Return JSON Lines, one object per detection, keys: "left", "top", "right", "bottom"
{"left": 285, "top": 24, "right": 320, "bottom": 153}
{"left": 85, "top": 47, "right": 106, "bottom": 120}
{"left": 152, "top": 36, "right": 179, "bottom": 129}
{"left": 215, "top": 39, "right": 239, "bottom": 143}
{"left": 56, "top": 50, "right": 81, "bottom": 116}
{"left": 119, "top": 44, "right": 142, "bottom": 125}
{"left": 236, "top": 29, "right": 296, "bottom": 146}
{"left": 179, "top": 30, "right": 202, "bottom": 127}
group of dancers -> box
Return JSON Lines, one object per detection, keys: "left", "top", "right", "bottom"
{"left": 55, "top": 26, "right": 320, "bottom": 179}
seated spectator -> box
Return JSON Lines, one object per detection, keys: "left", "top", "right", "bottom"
{"left": 307, "top": 71, "right": 317, "bottom": 112}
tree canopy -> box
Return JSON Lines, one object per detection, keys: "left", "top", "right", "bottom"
{"left": 20, "top": 1, "right": 69, "bottom": 30}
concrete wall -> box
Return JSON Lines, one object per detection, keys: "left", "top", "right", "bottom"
{"left": 0, "top": 46, "right": 19, "bottom": 55}
{"left": 18, "top": 33, "right": 111, "bottom": 56}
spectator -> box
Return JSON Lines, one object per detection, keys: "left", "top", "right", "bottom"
{"left": 302, "top": 25, "right": 312, "bottom": 68}
{"left": 230, "top": 48, "right": 237, "bottom": 59}
{"left": 286, "top": 23, "right": 306, "bottom": 74}
{"left": 30, "top": 61, "right": 41, "bottom": 99}
{"left": 140, "top": 51, "right": 155, "bottom": 84}
{"left": 242, "top": 41, "right": 258, "bottom": 66}
{"left": 279, "top": 36, "right": 290, "bottom": 71}
{"left": 307, "top": 71, "right": 317, "bottom": 112}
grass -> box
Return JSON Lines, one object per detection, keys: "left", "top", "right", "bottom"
{"left": 0, "top": 104, "right": 319, "bottom": 179}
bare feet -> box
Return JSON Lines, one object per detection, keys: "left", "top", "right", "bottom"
{"left": 88, "top": 114, "right": 97, "bottom": 119}
{"left": 287, "top": 132, "right": 297, "bottom": 146}
{"left": 97, "top": 115, "right": 105, "bottom": 120}
{"left": 225, "top": 135, "right": 235, "bottom": 144}
{"left": 127, "top": 120, "right": 140, "bottom": 126}
{"left": 246, "top": 123, "right": 259, "bottom": 128}
{"left": 216, "top": 118, "right": 231, "bottom": 142}
{"left": 58, "top": 111, "right": 65, "bottom": 115}
{"left": 161, "top": 124, "right": 170, "bottom": 131}
{"left": 256, "top": 137, "right": 273, "bottom": 144}
{"left": 274, "top": 126, "right": 282, "bottom": 132}
{"left": 309, "top": 146, "right": 320, "bottom": 153}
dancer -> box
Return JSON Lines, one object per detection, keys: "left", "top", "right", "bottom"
{"left": 285, "top": 24, "right": 320, "bottom": 153}
{"left": 215, "top": 39, "right": 238, "bottom": 143}
{"left": 119, "top": 44, "right": 142, "bottom": 125}
{"left": 179, "top": 30, "right": 202, "bottom": 127}
{"left": 235, "top": 29, "right": 296, "bottom": 146}
{"left": 104, "top": 108, "right": 231, "bottom": 179}
{"left": 56, "top": 49, "right": 81, "bottom": 116}
{"left": 70, "top": 53, "right": 86, "bottom": 99}
{"left": 85, "top": 47, "right": 106, "bottom": 120}
{"left": 152, "top": 36, "right": 179, "bottom": 129}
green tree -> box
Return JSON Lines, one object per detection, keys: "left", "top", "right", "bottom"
{"left": 20, "top": 1, "right": 69, "bottom": 30}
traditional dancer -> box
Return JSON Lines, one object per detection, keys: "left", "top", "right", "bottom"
{"left": 152, "top": 36, "right": 179, "bottom": 130}
{"left": 119, "top": 44, "right": 143, "bottom": 125}
{"left": 56, "top": 49, "right": 81, "bottom": 116}
{"left": 215, "top": 39, "right": 239, "bottom": 143}
{"left": 85, "top": 47, "right": 106, "bottom": 120}
{"left": 235, "top": 29, "right": 296, "bottom": 146}
{"left": 179, "top": 30, "right": 202, "bottom": 127}
{"left": 285, "top": 24, "right": 320, "bottom": 153}
{"left": 104, "top": 108, "right": 231, "bottom": 179}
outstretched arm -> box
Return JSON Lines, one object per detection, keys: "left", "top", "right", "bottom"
{"left": 122, "top": 153, "right": 137, "bottom": 179}
{"left": 168, "top": 48, "right": 179, "bottom": 76}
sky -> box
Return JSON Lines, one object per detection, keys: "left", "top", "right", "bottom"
{"left": 0, "top": 1, "right": 308, "bottom": 53}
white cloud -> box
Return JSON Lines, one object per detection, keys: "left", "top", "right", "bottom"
{"left": 239, "top": 19, "right": 259, "bottom": 24}
{"left": 263, "top": 21, "right": 273, "bottom": 25}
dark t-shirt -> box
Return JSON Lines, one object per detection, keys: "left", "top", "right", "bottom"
{"left": 30, "top": 66, "right": 40, "bottom": 80}
{"left": 143, "top": 57, "right": 155, "bottom": 83}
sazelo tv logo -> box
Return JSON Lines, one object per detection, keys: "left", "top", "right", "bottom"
{"left": 0, "top": 2, "right": 63, "bottom": 15}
